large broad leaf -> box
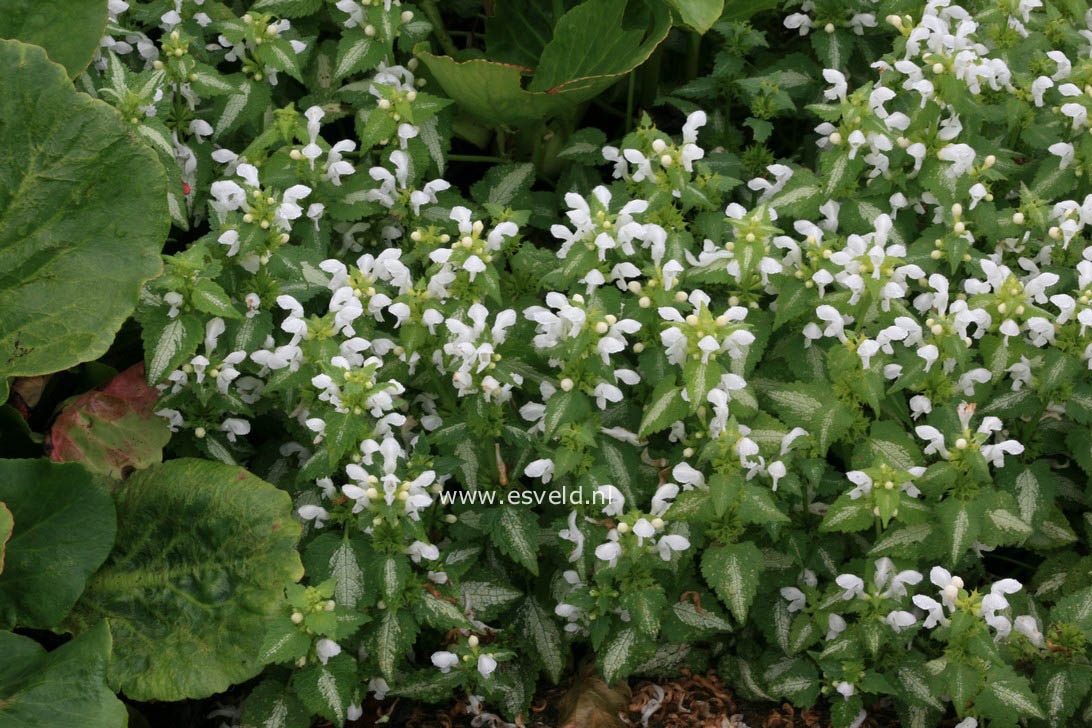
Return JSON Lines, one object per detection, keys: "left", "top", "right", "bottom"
{"left": 0, "top": 40, "right": 167, "bottom": 380}
{"left": 666, "top": 0, "right": 725, "bottom": 33}
{"left": 0, "top": 459, "right": 116, "bottom": 629}
{"left": 65, "top": 459, "right": 304, "bottom": 701}
{"left": 417, "top": 0, "right": 669, "bottom": 127}
{"left": 49, "top": 363, "right": 171, "bottom": 479}
{"left": 0, "top": 622, "right": 127, "bottom": 727}
{"left": 0, "top": 0, "right": 108, "bottom": 77}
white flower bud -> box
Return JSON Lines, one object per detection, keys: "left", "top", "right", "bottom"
{"left": 468, "top": 635, "right": 479, "bottom": 648}
{"left": 560, "top": 378, "right": 574, "bottom": 392}
{"left": 955, "top": 437, "right": 968, "bottom": 449}
{"left": 1012, "top": 212, "right": 1024, "bottom": 225}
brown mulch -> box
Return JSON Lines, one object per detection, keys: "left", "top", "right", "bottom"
{"left": 349, "top": 670, "right": 901, "bottom": 728}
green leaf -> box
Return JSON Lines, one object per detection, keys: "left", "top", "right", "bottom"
{"left": 0, "top": 41, "right": 167, "bottom": 379}
{"left": 65, "top": 459, "right": 304, "bottom": 701}
{"left": 820, "top": 494, "right": 873, "bottom": 533}
{"left": 709, "top": 472, "right": 741, "bottom": 518}
{"left": 683, "top": 358, "right": 723, "bottom": 413}
{"left": 485, "top": 507, "right": 540, "bottom": 575}
{"left": 598, "top": 626, "right": 644, "bottom": 684}
{"left": 241, "top": 678, "right": 311, "bottom": 728}
{"left": 543, "top": 389, "right": 592, "bottom": 440}
{"left": 375, "top": 554, "right": 410, "bottom": 603}
{"left": 374, "top": 609, "right": 415, "bottom": 681}
{"left": 760, "top": 382, "right": 852, "bottom": 453}
{"left": 667, "top": 0, "right": 725, "bottom": 33}
{"left": 701, "top": 541, "right": 763, "bottom": 623}
{"left": 458, "top": 580, "right": 522, "bottom": 620}
{"left": 937, "top": 497, "right": 983, "bottom": 566}
{"left": 622, "top": 586, "right": 667, "bottom": 639}
{"left": 638, "top": 378, "right": 687, "bottom": 438}
{"left": 291, "top": 653, "right": 356, "bottom": 727}
{"left": 416, "top": 592, "right": 471, "bottom": 631}
{"left": 1052, "top": 586, "right": 1092, "bottom": 639}
{"left": 192, "top": 279, "right": 243, "bottom": 319}
{"left": 0, "top": 0, "right": 108, "bottom": 77}
{"left": 517, "top": 597, "right": 564, "bottom": 683}
{"left": 0, "top": 622, "right": 127, "bottom": 727}
{"left": 739, "top": 484, "right": 790, "bottom": 525}
{"left": 49, "top": 364, "right": 170, "bottom": 479}
{"left": 250, "top": 0, "right": 322, "bottom": 17}
{"left": 142, "top": 312, "right": 203, "bottom": 385}
{"left": 471, "top": 163, "right": 536, "bottom": 207}
{"left": 772, "top": 277, "right": 815, "bottom": 330}
{"left": 333, "top": 30, "right": 385, "bottom": 82}
{"left": 0, "top": 459, "right": 115, "bottom": 630}
{"left": 417, "top": 0, "right": 669, "bottom": 127}
{"left": 258, "top": 618, "right": 310, "bottom": 665}
{"left": 977, "top": 667, "right": 1045, "bottom": 724}
{"left": 1034, "top": 664, "right": 1092, "bottom": 727}
{"left": 255, "top": 38, "right": 305, "bottom": 82}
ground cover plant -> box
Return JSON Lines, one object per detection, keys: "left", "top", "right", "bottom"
{"left": 1, "top": 0, "right": 1092, "bottom": 726}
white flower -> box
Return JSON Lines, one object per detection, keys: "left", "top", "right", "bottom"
{"left": 431, "top": 651, "right": 459, "bottom": 673}
{"left": 781, "top": 586, "right": 806, "bottom": 612}
{"left": 316, "top": 638, "right": 341, "bottom": 664}
{"left": 298, "top": 504, "right": 329, "bottom": 528}
{"left": 656, "top": 534, "right": 690, "bottom": 560}
{"left": 477, "top": 654, "right": 497, "bottom": 678}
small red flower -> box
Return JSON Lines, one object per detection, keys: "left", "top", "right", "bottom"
{"left": 182, "top": 181, "right": 192, "bottom": 196}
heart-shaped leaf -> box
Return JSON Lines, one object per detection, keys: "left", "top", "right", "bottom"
{"left": 417, "top": 0, "right": 669, "bottom": 127}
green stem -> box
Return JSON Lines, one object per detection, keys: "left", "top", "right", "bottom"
{"left": 422, "top": 0, "right": 459, "bottom": 57}
{"left": 686, "top": 31, "right": 702, "bottom": 81}
{"left": 448, "top": 153, "right": 510, "bottom": 163}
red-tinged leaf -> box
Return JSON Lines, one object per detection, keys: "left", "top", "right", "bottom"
{"left": 49, "top": 363, "right": 170, "bottom": 479}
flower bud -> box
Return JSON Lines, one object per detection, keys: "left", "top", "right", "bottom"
{"left": 560, "top": 378, "right": 574, "bottom": 392}
{"left": 468, "top": 635, "right": 479, "bottom": 648}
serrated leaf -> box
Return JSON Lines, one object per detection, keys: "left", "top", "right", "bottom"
{"left": 701, "top": 541, "right": 762, "bottom": 623}
{"left": 485, "top": 507, "right": 539, "bottom": 575}
{"left": 638, "top": 378, "right": 687, "bottom": 438}
{"left": 517, "top": 597, "right": 564, "bottom": 683}
{"left": 333, "top": 30, "right": 384, "bottom": 81}
{"left": 144, "top": 313, "right": 202, "bottom": 384}
{"left": 459, "top": 580, "right": 522, "bottom": 619}
{"left": 292, "top": 653, "right": 356, "bottom": 726}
